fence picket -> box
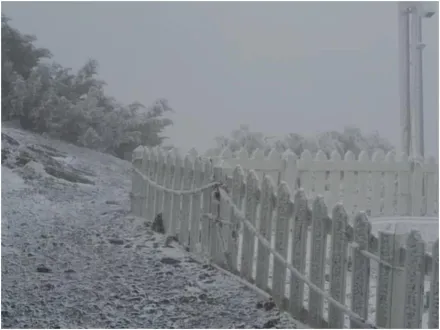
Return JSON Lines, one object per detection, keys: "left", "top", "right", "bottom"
{"left": 328, "top": 203, "right": 349, "bottom": 329}
{"left": 272, "top": 183, "right": 292, "bottom": 308}
{"left": 241, "top": 170, "right": 259, "bottom": 282}
{"left": 428, "top": 239, "right": 439, "bottom": 329}
{"left": 139, "top": 148, "right": 149, "bottom": 218}
{"left": 255, "top": 175, "right": 275, "bottom": 292}
{"left": 210, "top": 166, "right": 223, "bottom": 264}
{"left": 384, "top": 152, "right": 396, "bottom": 215}
{"left": 412, "top": 162, "right": 423, "bottom": 216}
{"left": 179, "top": 155, "right": 194, "bottom": 248}
{"left": 309, "top": 196, "right": 328, "bottom": 328}
{"left": 154, "top": 149, "right": 166, "bottom": 219}
{"left": 162, "top": 152, "right": 174, "bottom": 231}
{"left": 403, "top": 231, "right": 425, "bottom": 328}
{"left": 350, "top": 212, "right": 371, "bottom": 328}
{"left": 289, "top": 189, "right": 309, "bottom": 319}
{"left": 389, "top": 234, "right": 406, "bottom": 328}
{"left": 147, "top": 148, "right": 158, "bottom": 221}
{"left": 397, "top": 152, "right": 410, "bottom": 215}
{"left": 227, "top": 166, "right": 245, "bottom": 273}
{"left": 169, "top": 153, "right": 183, "bottom": 236}
{"left": 131, "top": 153, "right": 143, "bottom": 217}
{"left": 357, "top": 151, "right": 369, "bottom": 214}
{"left": 370, "top": 151, "right": 385, "bottom": 216}
{"left": 189, "top": 157, "right": 203, "bottom": 253}
{"left": 299, "top": 150, "right": 313, "bottom": 201}
{"left": 281, "top": 151, "right": 298, "bottom": 199}
{"left": 328, "top": 151, "right": 342, "bottom": 213}
{"left": 313, "top": 151, "right": 327, "bottom": 200}
{"left": 425, "top": 157, "right": 438, "bottom": 216}
{"left": 343, "top": 151, "right": 356, "bottom": 216}
{"left": 375, "top": 231, "right": 396, "bottom": 328}
{"left": 200, "top": 160, "right": 213, "bottom": 255}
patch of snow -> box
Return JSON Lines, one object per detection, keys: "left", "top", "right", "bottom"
{"left": 1, "top": 166, "right": 29, "bottom": 191}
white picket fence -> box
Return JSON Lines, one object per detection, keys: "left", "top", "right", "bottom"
{"left": 206, "top": 147, "right": 439, "bottom": 218}
{"left": 131, "top": 146, "right": 439, "bottom": 329}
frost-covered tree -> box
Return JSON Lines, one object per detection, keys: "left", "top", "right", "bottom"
{"left": 2, "top": 14, "right": 52, "bottom": 122}
{"left": 2, "top": 15, "right": 174, "bottom": 158}
{"left": 214, "top": 125, "right": 394, "bottom": 158}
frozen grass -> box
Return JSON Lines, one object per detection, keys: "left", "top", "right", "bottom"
{"left": 1, "top": 127, "right": 305, "bottom": 329}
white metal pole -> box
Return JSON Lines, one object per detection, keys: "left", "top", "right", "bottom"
{"left": 416, "top": 11, "right": 425, "bottom": 158}
{"left": 410, "top": 4, "right": 421, "bottom": 159}
{"left": 398, "top": 2, "right": 412, "bottom": 156}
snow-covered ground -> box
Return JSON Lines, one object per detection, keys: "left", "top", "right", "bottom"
{"left": 1, "top": 127, "right": 306, "bottom": 329}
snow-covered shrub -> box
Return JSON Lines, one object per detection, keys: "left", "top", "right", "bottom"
{"left": 2, "top": 15, "right": 173, "bottom": 158}
{"left": 215, "top": 125, "right": 394, "bottom": 158}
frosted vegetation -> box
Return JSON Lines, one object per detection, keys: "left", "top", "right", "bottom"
{"left": 2, "top": 14, "right": 173, "bottom": 160}
{"left": 211, "top": 125, "right": 394, "bottom": 159}
{"left": 2, "top": 14, "right": 394, "bottom": 162}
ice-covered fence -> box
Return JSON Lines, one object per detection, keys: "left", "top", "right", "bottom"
{"left": 206, "top": 147, "right": 439, "bottom": 217}
{"left": 131, "top": 146, "right": 439, "bottom": 329}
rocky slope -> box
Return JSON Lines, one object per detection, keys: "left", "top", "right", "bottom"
{"left": 1, "top": 126, "right": 305, "bottom": 329}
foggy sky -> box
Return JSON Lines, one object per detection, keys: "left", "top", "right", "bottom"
{"left": 3, "top": 1, "right": 439, "bottom": 156}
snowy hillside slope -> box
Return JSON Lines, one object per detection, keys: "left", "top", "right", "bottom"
{"left": 1, "top": 127, "right": 306, "bottom": 329}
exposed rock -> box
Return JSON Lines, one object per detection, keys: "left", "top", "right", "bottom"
{"left": 262, "top": 318, "right": 279, "bottom": 328}
{"left": 108, "top": 238, "right": 124, "bottom": 245}
{"left": 263, "top": 300, "right": 276, "bottom": 311}
{"left": 152, "top": 213, "right": 165, "bottom": 234}
{"left": 36, "top": 265, "right": 52, "bottom": 273}
{"left": 160, "top": 257, "right": 181, "bottom": 265}
{"left": 44, "top": 166, "right": 95, "bottom": 185}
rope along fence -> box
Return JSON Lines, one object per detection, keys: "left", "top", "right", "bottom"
{"left": 131, "top": 147, "right": 439, "bottom": 329}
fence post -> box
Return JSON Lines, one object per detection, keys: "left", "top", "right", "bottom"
{"left": 308, "top": 196, "right": 328, "bottom": 328}
{"left": 350, "top": 212, "right": 371, "bottom": 328}
{"left": 428, "top": 239, "right": 439, "bottom": 328}
{"left": 289, "top": 189, "right": 309, "bottom": 320}
{"left": 210, "top": 166, "right": 223, "bottom": 265}
{"left": 280, "top": 151, "right": 298, "bottom": 200}
{"left": 396, "top": 152, "right": 410, "bottom": 216}
{"left": 403, "top": 230, "right": 425, "bottom": 328}
{"left": 424, "top": 156, "right": 438, "bottom": 216}
{"left": 189, "top": 157, "right": 203, "bottom": 253}
{"left": 200, "top": 160, "right": 212, "bottom": 256}
{"left": 328, "top": 203, "right": 349, "bottom": 329}
{"left": 389, "top": 233, "right": 405, "bottom": 328}
{"left": 255, "top": 175, "right": 275, "bottom": 292}
{"left": 272, "top": 183, "right": 292, "bottom": 309}
{"left": 140, "top": 148, "right": 150, "bottom": 218}
{"left": 384, "top": 151, "right": 396, "bottom": 215}
{"left": 343, "top": 151, "right": 356, "bottom": 217}
{"left": 375, "top": 230, "right": 398, "bottom": 328}
{"left": 411, "top": 160, "right": 423, "bottom": 216}
{"left": 370, "top": 151, "right": 385, "bottom": 216}
{"left": 131, "top": 151, "right": 143, "bottom": 217}
{"left": 179, "top": 155, "right": 194, "bottom": 248}
{"left": 147, "top": 148, "right": 158, "bottom": 221}
{"left": 169, "top": 152, "right": 183, "bottom": 237}
{"left": 240, "top": 170, "right": 259, "bottom": 282}
{"left": 328, "top": 151, "right": 342, "bottom": 214}
{"left": 227, "top": 165, "right": 245, "bottom": 273}
{"left": 162, "top": 151, "right": 174, "bottom": 232}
